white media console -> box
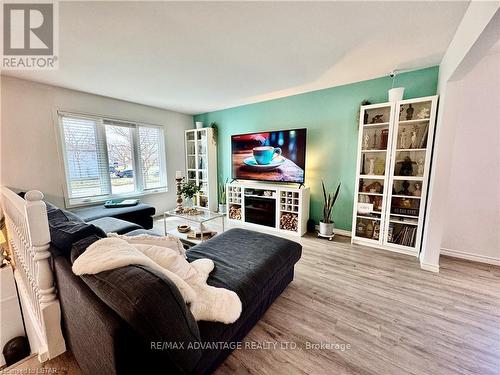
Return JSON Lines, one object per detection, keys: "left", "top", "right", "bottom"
{"left": 226, "top": 182, "right": 310, "bottom": 236}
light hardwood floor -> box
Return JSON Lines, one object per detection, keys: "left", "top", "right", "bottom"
{"left": 6, "top": 217, "right": 500, "bottom": 375}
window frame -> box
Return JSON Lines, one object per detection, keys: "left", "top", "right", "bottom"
{"left": 57, "top": 111, "right": 168, "bottom": 208}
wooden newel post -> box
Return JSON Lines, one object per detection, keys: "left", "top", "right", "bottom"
{"left": 25, "top": 191, "right": 56, "bottom": 307}
{"left": 1, "top": 188, "right": 66, "bottom": 362}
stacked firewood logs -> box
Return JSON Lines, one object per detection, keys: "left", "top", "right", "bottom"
{"left": 280, "top": 213, "right": 298, "bottom": 232}
{"left": 229, "top": 205, "right": 242, "bottom": 220}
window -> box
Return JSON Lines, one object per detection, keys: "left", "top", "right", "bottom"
{"left": 59, "top": 113, "right": 167, "bottom": 206}
{"left": 105, "top": 122, "right": 136, "bottom": 195}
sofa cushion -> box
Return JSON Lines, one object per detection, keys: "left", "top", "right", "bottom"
{"left": 70, "top": 237, "right": 202, "bottom": 374}
{"left": 73, "top": 203, "right": 156, "bottom": 229}
{"left": 88, "top": 217, "right": 142, "bottom": 235}
{"left": 46, "top": 203, "right": 106, "bottom": 255}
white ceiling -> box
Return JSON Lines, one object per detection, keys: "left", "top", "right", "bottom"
{"left": 3, "top": 1, "right": 470, "bottom": 114}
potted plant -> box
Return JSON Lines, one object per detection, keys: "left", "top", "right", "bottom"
{"left": 218, "top": 179, "right": 227, "bottom": 214}
{"left": 320, "top": 180, "right": 341, "bottom": 236}
{"left": 180, "top": 181, "right": 202, "bottom": 207}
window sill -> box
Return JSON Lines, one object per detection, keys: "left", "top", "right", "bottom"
{"left": 65, "top": 187, "right": 168, "bottom": 209}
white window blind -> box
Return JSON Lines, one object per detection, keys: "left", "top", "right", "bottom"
{"left": 61, "top": 116, "right": 110, "bottom": 199}
{"left": 59, "top": 113, "right": 167, "bottom": 206}
{"left": 139, "top": 126, "right": 167, "bottom": 190}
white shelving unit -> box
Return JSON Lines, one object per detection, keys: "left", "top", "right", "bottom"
{"left": 351, "top": 96, "right": 438, "bottom": 256}
{"left": 185, "top": 128, "right": 218, "bottom": 211}
{"left": 227, "top": 181, "right": 310, "bottom": 236}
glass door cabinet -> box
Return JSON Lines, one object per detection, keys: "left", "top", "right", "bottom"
{"left": 352, "top": 96, "right": 438, "bottom": 256}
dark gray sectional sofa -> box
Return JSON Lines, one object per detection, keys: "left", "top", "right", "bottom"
{"left": 45, "top": 201, "right": 302, "bottom": 374}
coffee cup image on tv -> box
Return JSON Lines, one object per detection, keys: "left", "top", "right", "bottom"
{"left": 253, "top": 146, "right": 282, "bottom": 165}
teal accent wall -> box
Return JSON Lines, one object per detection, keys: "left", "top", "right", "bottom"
{"left": 194, "top": 66, "right": 439, "bottom": 231}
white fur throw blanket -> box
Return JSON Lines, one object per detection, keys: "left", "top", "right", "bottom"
{"left": 72, "top": 237, "right": 242, "bottom": 324}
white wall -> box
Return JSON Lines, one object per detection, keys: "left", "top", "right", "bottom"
{"left": 419, "top": 4, "right": 499, "bottom": 271}
{"left": 0, "top": 76, "right": 193, "bottom": 214}
{"left": 440, "top": 52, "right": 500, "bottom": 264}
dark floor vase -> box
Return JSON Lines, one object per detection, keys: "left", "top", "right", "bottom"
{"left": 2, "top": 336, "right": 30, "bottom": 366}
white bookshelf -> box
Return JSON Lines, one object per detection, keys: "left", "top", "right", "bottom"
{"left": 185, "top": 128, "right": 218, "bottom": 211}
{"left": 351, "top": 96, "right": 438, "bottom": 256}
{"left": 227, "top": 181, "right": 310, "bottom": 236}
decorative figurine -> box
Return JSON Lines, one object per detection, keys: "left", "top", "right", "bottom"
{"left": 398, "top": 156, "right": 415, "bottom": 176}
{"left": 364, "top": 133, "right": 370, "bottom": 149}
{"left": 416, "top": 107, "right": 430, "bottom": 119}
{"left": 366, "top": 221, "right": 374, "bottom": 238}
{"left": 406, "top": 104, "right": 414, "bottom": 120}
{"left": 365, "top": 181, "right": 383, "bottom": 193}
{"left": 368, "top": 158, "right": 376, "bottom": 175}
{"left": 400, "top": 128, "right": 408, "bottom": 149}
{"left": 370, "top": 114, "right": 384, "bottom": 124}
{"left": 373, "top": 130, "right": 378, "bottom": 149}
{"left": 410, "top": 130, "right": 417, "bottom": 149}
{"left": 373, "top": 223, "right": 380, "bottom": 240}
{"left": 387, "top": 225, "right": 394, "bottom": 242}
{"left": 413, "top": 182, "right": 422, "bottom": 197}
{"left": 356, "top": 221, "right": 367, "bottom": 237}
{"left": 417, "top": 158, "right": 425, "bottom": 176}
{"left": 398, "top": 180, "right": 411, "bottom": 195}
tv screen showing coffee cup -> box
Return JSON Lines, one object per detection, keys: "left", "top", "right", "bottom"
{"left": 231, "top": 128, "right": 307, "bottom": 183}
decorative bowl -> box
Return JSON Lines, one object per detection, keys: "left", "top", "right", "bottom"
{"left": 177, "top": 224, "right": 191, "bottom": 233}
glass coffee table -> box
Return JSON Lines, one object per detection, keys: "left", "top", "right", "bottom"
{"left": 163, "top": 209, "right": 225, "bottom": 244}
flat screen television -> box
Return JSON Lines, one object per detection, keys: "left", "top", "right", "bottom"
{"left": 231, "top": 128, "right": 307, "bottom": 183}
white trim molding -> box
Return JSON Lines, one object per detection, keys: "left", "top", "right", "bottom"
{"left": 420, "top": 260, "right": 440, "bottom": 273}
{"left": 440, "top": 248, "right": 500, "bottom": 266}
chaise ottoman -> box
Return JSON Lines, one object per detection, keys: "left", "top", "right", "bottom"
{"left": 73, "top": 203, "right": 156, "bottom": 229}
{"left": 186, "top": 228, "right": 302, "bottom": 373}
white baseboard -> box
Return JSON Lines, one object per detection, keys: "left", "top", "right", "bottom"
{"left": 440, "top": 247, "right": 500, "bottom": 266}
{"left": 420, "top": 261, "right": 440, "bottom": 273}
{"left": 314, "top": 225, "right": 351, "bottom": 238}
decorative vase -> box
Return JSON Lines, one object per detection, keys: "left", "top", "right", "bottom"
{"left": 388, "top": 87, "right": 404, "bottom": 102}
{"left": 184, "top": 197, "right": 194, "bottom": 208}
{"left": 319, "top": 221, "right": 334, "bottom": 236}
{"left": 195, "top": 121, "right": 203, "bottom": 129}
{"left": 218, "top": 204, "right": 226, "bottom": 214}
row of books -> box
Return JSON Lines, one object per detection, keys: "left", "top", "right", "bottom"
{"left": 388, "top": 224, "right": 417, "bottom": 247}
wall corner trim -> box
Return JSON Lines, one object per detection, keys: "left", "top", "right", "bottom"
{"left": 420, "top": 260, "right": 440, "bottom": 273}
